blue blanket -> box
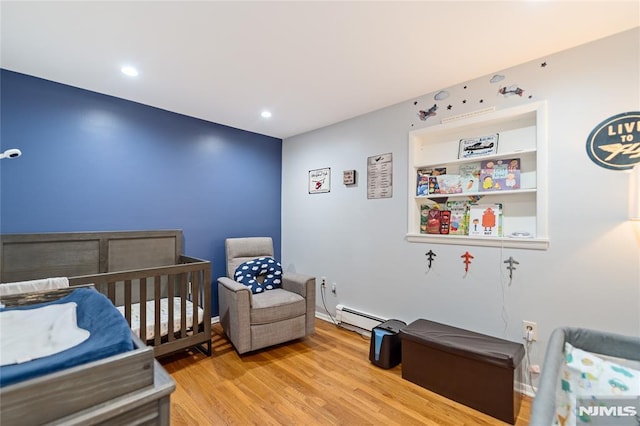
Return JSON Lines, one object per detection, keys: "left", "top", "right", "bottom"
{"left": 0, "top": 288, "right": 134, "bottom": 387}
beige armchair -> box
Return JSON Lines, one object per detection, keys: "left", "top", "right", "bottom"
{"left": 217, "top": 237, "right": 316, "bottom": 354}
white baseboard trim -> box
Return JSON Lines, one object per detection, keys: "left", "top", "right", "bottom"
{"left": 315, "top": 311, "right": 371, "bottom": 336}
{"left": 211, "top": 316, "right": 220, "bottom": 324}
{"left": 315, "top": 311, "right": 334, "bottom": 324}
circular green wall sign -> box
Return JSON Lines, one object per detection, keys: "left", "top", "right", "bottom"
{"left": 586, "top": 111, "right": 640, "bottom": 170}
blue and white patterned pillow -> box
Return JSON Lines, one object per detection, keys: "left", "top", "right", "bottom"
{"left": 234, "top": 257, "right": 283, "bottom": 294}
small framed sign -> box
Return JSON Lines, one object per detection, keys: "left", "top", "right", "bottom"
{"left": 309, "top": 167, "right": 330, "bottom": 193}
{"left": 458, "top": 134, "right": 499, "bottom": 159}
{"left": 367, "top": 153, "right": 393, "bottom": 199}
{"left": 343, "top": 169, "right": 356, "bottom": 185}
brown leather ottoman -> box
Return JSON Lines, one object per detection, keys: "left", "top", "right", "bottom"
{"left": 399, "top": 319, "right": 525, "bottom": 424}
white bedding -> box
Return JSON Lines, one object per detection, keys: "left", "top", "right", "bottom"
{"left": 0, "top": 302, "right": 90, "bottom": 366}
{"left": 117, "top": 297, "right": 204, "bottom": 341}
{"left": 0, "top": 277, "right": 69, "bottom": 297}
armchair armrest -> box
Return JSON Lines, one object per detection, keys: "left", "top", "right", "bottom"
{"left": 282, "top": 272, "right": 316, "bottom": 335}
{"left": 282, "top": 272, "right": 315, "bottom": 298}
{"left": 217, "top": 277, "right": 252, "bottom": 353}
{"left": 218, "top": 276, "right": 252, "bottom": 295}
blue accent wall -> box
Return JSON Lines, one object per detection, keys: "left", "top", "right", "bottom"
{"left": 0, "top": 69, "right": 282, "bottom": 316}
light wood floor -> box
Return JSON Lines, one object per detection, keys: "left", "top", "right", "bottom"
{"left": 160, "top": 319, "right": 531, "bottom": 425}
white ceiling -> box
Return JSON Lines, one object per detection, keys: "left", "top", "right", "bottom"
{"left": 1, "top": 1, "right": 638, "bottom": 139}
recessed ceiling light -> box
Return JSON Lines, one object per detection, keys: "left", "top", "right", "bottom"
{"left": 121, "top": 66, "right": 139, "bottom": 77}
{"left": 261, "top": 110, "right": 272, "bottom": 119}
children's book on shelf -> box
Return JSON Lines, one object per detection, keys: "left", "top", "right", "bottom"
{"left": 416, "top": 167, "right": 446, "bottom": 196}
{"left": 420, "top": 205, "right": 429, "bottom": 233}
{"left": 435, "top": 174, "right": 462, "bottom": 194}
{"left": 467, "top": 203, "right": 503, "bottom": 237}
{"left": 439, "top": 210, "right": 451, "bottom": 234}
{"left": 479, "top": 158, "right": 520, "bottom": 192}
{"left": 428, "top": 176, "right": 441, "bottom": 195}
{"left": 416, "top": 170, "right": 430, "bottom": 196}
{"left": 458, "top": 162, "right": 481, "bottom": 193}
{"left": 426, "top": 208, "right": 442, "bottom": 234}
{"left": 445, "top": 200, "right": 471, "bottom": 235}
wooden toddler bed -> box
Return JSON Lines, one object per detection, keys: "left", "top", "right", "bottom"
{"left": 0, "top": 286, "right": 175, "bottom": 425}
{"left": 0, "top": 230, "right": 212, "bottom": 358}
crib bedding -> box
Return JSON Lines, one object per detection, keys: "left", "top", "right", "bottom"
{"left": 530, "top": 327, "right": 640, "bottom": 426}
{"left": 0, "top": 288, "right": 134, "bottom": 387}
{"left": 118, "top": 297, "right": 204, "bottom": 340}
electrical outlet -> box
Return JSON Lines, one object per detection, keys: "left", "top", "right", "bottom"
{"left": 331, "top": 282, "right": 337, "bottom": 294}
{"left": 522, "top": 320, "right": 537, "bottom": 341}
{"left": 320, "top": 276, "right": 326, "bottom": 287}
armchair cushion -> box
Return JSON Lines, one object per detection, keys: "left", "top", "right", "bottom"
{"left": 234, "top": 257, "right": 283, "bottom": 294}
{"left": 251, "top": 289, "right": 306, "bottom": 324}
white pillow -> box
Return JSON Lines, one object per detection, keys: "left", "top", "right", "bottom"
{"left": 0, "top": 302, "right": 90, "bottom": 366}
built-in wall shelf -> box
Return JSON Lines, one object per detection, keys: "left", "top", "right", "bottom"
{"left": 407, "top": 102, "right": 549, "bottom": 250}
{"left": 417, "top": 188, "right": 537, "bottom": 200}
{"left": 424, "top": 148, "right": 538, "bottom": 168}
{"left": 406, "top": 233, "right": 549, "bottom": 250}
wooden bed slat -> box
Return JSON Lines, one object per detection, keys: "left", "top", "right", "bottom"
{"left": 124, "top": 279, "right": 132, "bottom": 326}
{"left": 140, "top": 277, "right": 147, "bottom": 343}
{"left": 154, "top": 275, "right": 162, "bottom": 347}
{"left": 108, "top": 280, "right": 116, "bottom": 304}
{"left": 192, "top": 270, "right": 200, "bottom": 333}
{"left": 180, "top": 273, "right": 188, "bottom": 338}
{"left": 167, "top": 273, "right": 175, "bottom": 342}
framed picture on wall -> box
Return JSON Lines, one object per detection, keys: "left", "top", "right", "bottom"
{"left": 309, "top": 167, "right": 331, "bottom": 193}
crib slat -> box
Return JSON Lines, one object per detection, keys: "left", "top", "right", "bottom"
{"left": 154, "top": 276, "right": 162, "bottom": 347}
{"left": 98, "top": 282, "right": 107, "bottom": 296}
{"left": 140, "top": 277, "right": 147, "bottom": 342}
{"left": 192, "top": 270, "right": 200, "bottom": 333}
{"left": 124, "top": 280, "right": 132, "bottom": 326}
{"left": 107, "top": 281, "right": 116, "bottom": 305}
{"left": 167, "top": 273, "right": 175, "bottom": 342}
{"left": 180, "top": 273, "right": 187, "bottom": 338}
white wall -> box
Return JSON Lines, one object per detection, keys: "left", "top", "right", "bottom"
{"left": 282, "top": 28, "right": 640, "bottom": 384}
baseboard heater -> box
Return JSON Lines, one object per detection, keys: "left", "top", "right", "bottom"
{"left": 335, "top": 304, "right": 386, "bottom": 332}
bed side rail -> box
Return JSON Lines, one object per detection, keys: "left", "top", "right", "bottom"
{"left": 0, "top": 284, "right": 95, "bottom": 308}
